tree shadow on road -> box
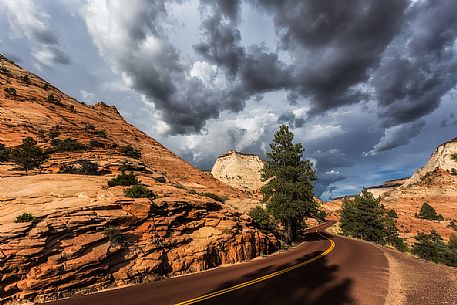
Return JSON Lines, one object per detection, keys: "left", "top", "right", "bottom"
{"left": 198, "top": 250, "right": 354, "bottom": 305}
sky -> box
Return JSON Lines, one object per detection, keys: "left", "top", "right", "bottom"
{"left": 0, "top": 0, "right": 456, "bottom": 200}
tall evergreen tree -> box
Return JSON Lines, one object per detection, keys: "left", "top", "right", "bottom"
{"left": 261, "top": 125, "right": 317, "bottom": 243}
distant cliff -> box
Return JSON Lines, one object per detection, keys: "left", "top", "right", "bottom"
{"left": 211, "top": 150, "right": 265, "bottom": 192}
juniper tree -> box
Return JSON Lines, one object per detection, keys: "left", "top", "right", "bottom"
{"left": 261, "top": 125, "right": 317, "bottom": 243}
{"left": 10, "top": 137, "right": 47, "bottom": 172}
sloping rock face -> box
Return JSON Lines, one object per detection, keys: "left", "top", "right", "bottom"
{"left": 0, "top": 54, "right": 278, "bottom": 303}
{"left": 364, "top": 178, "right": 409, "bottom": 199}
{"left": 380, "top": 140, "right": 457, "bottom": 242}
{"left": 211, "top": 150, "right": 265, "bottom": 192}
{"left": 323, "top": 140, "right": 457, "bottom": 243}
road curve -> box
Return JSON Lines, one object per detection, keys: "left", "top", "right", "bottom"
{"left": 50, "top": 222, "right": 389, "bottom": 305}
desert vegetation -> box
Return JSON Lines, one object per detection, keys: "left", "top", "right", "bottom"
{"left": 415, "top": 202, "right": 444, "bottom": 221}
{"left": 200, "top": 192, "right": 226, "bottom": 203}
{"left": 249, "top": 125, "right": 321, "bottom": 244}
{"left": 120, "top": 144, "right": 142, "bottom": 159}
{"left": 108, "top": 171, "right": 140, "bottom": 187}
{"left": 124, "top": 185, "right": 156, "bottom": 199}
{"left": 58, "top": 160, "right": 107, "bottom": 175}
{"left": 451, "top": 153, "right": 457, "bottom": 162}
{"left": 412, "top": 231, "right": 457, "bottom": 267}
{"left": 15, "top": 213, "right": 36, "bottom": 223}
{"left": 340, "top": 190, "right": 407, "bottom": 251}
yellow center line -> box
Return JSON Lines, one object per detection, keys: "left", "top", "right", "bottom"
{"left": 174, "top": 231, "right": 336, "bottom": 305}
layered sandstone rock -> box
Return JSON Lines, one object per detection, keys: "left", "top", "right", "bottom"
{"left": 211, "top": 150, "right": 265, "bottom": 192}
{"left": 323, "top": 139, "right": 457, "bottom": 243}
{"left": 0, "top": 54, "right": 278, "bottom": 303}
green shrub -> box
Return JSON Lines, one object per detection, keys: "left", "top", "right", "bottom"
{"left": 450, "top": 168, "right": 457, "bottom": 176}
{"left": 387, "top": 209, "right": 398, "bottom": 218}
{"left": 88, "top": 139, "right": 105, "bottom": 149}
{"left": 20, "top": 74, "right": 31, "bottom": 85}
{"left": 188, "top": 189, "right": 197, "bottom": 194}
{"left": 249, "top": 206, "right": 275, "bottom": 231}
{"left": 4, "top": 87, "right": 16, "bottom": 97}
{"left": 124, "top": 185, "right": 156, "bottom": 199}
{"left": 412, "top": 231, "right": 457, "bottom": 266}
{"left": 416, "top": 202, "right": 444, "bottom": 221}
{"left": 47, "top": 94, "right": 61, "bottom": 105}
{"left": 96, "top": 130, "right": 107, "bottom": 138}
{"left": 10, "top": 137, "right": 48, "bottom": 172}
{"left": 340, "top": 190, "right": 405, "bottom": 250}
{"left": 43, "top": 82, "right": 49, "bottom": 90}
{"left": 58, "top": 160, "right": 103, "bottom": 175}
{"left": 154, "top": 176, "right": 166, "bottom": 183}
{"left": 108, "top": 171, "right": 139, "bottom": 187}
{"left": 0, "top": 66, "right": 10, "bottom": 75}
{"left": 447, "top": 219, "right": 457, "bottom": 231}
{"left": 51, "top": 138, "right": 86, "bottom": 152}
{"left": 16, "top": 213, "right": 36, "bottom": 223}
{"left": 103, "top": 226, "right": 127, "bottom": 246}
{"left": 120, "top": 144, "right": 141, "bottom": 159}
{"left": 0, "top": 143, "right": 11, "bottom": 163}
{"left": 316, "top": 210, "right": 327, "bottom": 222}
{"left": 451, "top": 153, "right": 457, "bottom": 162}
{"left": 200, "top": 192, "right": 226, "bottom": 203}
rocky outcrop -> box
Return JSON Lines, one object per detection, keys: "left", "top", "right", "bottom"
{"left": 211, "top": 150, "right": 265, "bottom": 192}
{"left": 364, "top": 178, "right": 409, "bottom": 198}
{"left": 324, "top": 139, "right": 457, "bottom": 243}
{"left": 0, "top": 55, "right": 278, "bottom": 303}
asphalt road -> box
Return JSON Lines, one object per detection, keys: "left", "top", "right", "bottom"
{"left": 50, "top": 222, "right": 389, "bottom": 305}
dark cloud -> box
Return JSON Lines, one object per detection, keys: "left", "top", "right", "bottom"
{"left": 250, "top": 0, "right": 408, "bottom": 113}
{"left": 277, "top": 111, "right": 305, "bottom": 128}
{"left": 194, "top": 0, "right": 244, "bottom": 77}
{"left": 369, "top": 120, "right": 426, "bottom": 154}
{"left": 373, "top": 0, "right": 457, "bottom": 129}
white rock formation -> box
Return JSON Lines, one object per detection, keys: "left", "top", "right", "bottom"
{"left": 211, "top": 150, "right": 265, "bottom": 191}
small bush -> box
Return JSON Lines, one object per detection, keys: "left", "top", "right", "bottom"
{"left": 10, "top": 137, "right": 48, "bottom": 172}
{"left": 103, "top": 226, "right": 127, "bottom": 246}
{"left": 4, "top": 87, "right": 16, "bottom": 97}
{"left": 450, "top": 168, "right": 457, "bottom": 176}
{"left": 120, "top": 144, "right": 141, "bottom": 159}
{"left": 43, "top": 82, "right": 49, "bottom": 90}
{"left": 188, "top": 189, "right": 197, "bottom": 194}
{"left": 88, "top": 139, "right": 105, "bottom": 149}
{"left": 108, "top": 171, "right": 139, "bottom": 187}
{"left": 0, "top": 143, "right": 11, "bottom": 163}
{"left": 96, "top": 130, "right": 107, "bottom": 138}
{"left": 451, "top": 153, "right": 457, "bottom": 162}
{"left": 124, "top": 185, "right": 156, "bottom": 199}
{"left": 412, "top": 231, "right": 457, "bottom": 267}
{"left": 51, "top": 138, "right": 86, "bottom": 152}
{"left": 387, "top": 209, "right": 398, "bottom": 218}
{"left": 0, "top": 66, "right": 10, "bottom": 75}
{"left": 416, "top": 202, "right": 444, "bottom": 221}
{"left": 200, "top": 192, "right": 226, "bottom": 203}
{"left": 20, "top": 75, "right": 32, "bottom": 85}
{"left": 58, "top": 160, "right": 102, "bottom": 175}
{"left": 249, "top": 206, "right": 275, "bottom": 231}
{"left": 47, "top": 94, "right": 61, "bottom": 105}
{"left": 316, "top": 210, "right": 327, "bottom": 222}
{"left": 155, "top": 176, "right": 166, "bottom": 183}
{"left": 16, "top": 213, "right": 36, "bottom": 223}
{"left": 448, "top": 219, "right": 457, "bottom": 231}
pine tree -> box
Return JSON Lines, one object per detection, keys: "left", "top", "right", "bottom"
{"left": 261, "top": 125, "right": 317, "bottom": 243}
{"left": 340, "top": 190, "right": 405, "bottom": 249}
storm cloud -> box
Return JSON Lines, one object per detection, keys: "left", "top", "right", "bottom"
{"left": 0, "top": 0, "right": 70, "bottom": 67}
